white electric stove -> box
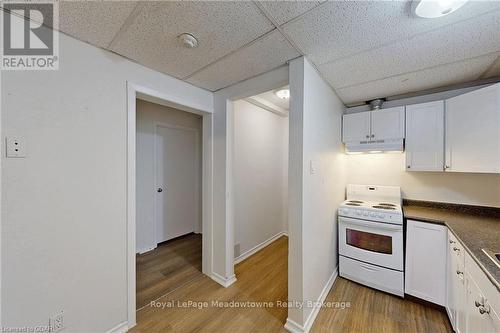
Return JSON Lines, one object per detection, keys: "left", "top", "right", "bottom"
{"left": 338, "top": 184, "right": 404, "bottom": 297}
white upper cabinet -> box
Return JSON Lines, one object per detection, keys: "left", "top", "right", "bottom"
{"left": 406, "top": 101, "right": 444, "bottom": 171}
{"left": 445, "top": 83, "right": 500, "bottom": 173}
{"left": 342, "top": 111, "right": 371, "bottom": 142}
{"left": 370, "top": 106, "right": 405, "bottom": 141}
{"left": 342, "top": 106, "right": 405, "bottom": 143}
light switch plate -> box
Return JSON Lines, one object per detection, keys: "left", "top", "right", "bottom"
{"left": 6, "top": 137, "right": 26, "bottom": 158}
{"left": 310, "top": 160, "right": 316, "bottom": 174}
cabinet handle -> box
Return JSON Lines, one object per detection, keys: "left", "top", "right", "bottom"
{"left": 445, "top": 165, "right": 450, "bottom": 169}
{"left": 407, "top": 165, "right": 411, "bottom": 169}
{"left": 456, "top": 270, "right": 463, "bottom": 275}
{"left": 453, "top": 247, "right": 460, "bottom": 252}
{"left": 449, "top": 240, "right": 455, "bottom": 244}
{"left": 366, "top": 135, "right": 370, "bottom": 139}
{"left": 479, "top": 305, "right": 490, "bottom": 315}
{"left": 475, "top": 300, "right": 483, "bottom": 308}
{"left": 371, "top": 134, "right": 375, "bottom": 138}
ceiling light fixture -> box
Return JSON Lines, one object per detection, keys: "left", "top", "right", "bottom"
{"left": 275, "top": 89, "right": 290, "bottom": 100}
{"left": 412, "top": 0, "right": 468, "bottom": 18}
{"left": 177, "top": 33, "right": 198, "bottom": 49}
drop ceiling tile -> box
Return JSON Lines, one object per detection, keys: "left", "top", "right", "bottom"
{"left": 110, "top": 1, "right": 274, "bottom": 79}
{"left": 283, "top": 0, "right": 500, "bottom": 65}
{"left": 320, "top": 10, "right": 500, "bottom": 89}
{"left": 59, "top": 1, "right": 138, "bottom": 48}
{"left": 186, "top": 30, "right": 299, "bottom": 91}
{"left": 336, "top": 53, "right": 499, "bottom": 105}
{"left": 258, "top": 0, "right": 323, "bottom": 25}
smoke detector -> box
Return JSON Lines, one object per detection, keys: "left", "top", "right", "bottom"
{"left": 177, "top": 33, "right": 198, "bottom": 49}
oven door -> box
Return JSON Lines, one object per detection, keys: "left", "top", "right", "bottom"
{"left": 339, "top": 216, "right": 403, "bottom": 271}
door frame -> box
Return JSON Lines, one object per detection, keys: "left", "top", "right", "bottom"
{"left": 153, "top": 122, "right": 202, "bottom": 244}
{"left": 126, "top": 82, "right": 213, "bottom": 329}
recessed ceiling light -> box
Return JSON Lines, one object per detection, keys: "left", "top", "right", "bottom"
{"left": 413, "top": 0, "right": 468, "bottom": 18}
{"left": 275, "top": 89, "right": 290, "bottom": 100}
{"left": 177, "top": 33, "right": 198, "bottom": 49}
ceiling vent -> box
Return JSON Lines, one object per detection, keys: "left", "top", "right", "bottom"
{"left": 369, "top": 99, "right": 384, "bottom": 110}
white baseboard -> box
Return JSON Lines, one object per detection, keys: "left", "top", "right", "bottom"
{"left": 284, "top": 266, "right": 339, "bottom": 333}
{"left": 211, "top": 272, "right": 237, "bottom": 288}
{"left": 284, "top": 318, "right": 304, "bottom": 333}
{"left": 137, "top": 245, "right": 157, "bottom": 255}
{"left": 234, "top": 231, "right": 287, "bottom": 264}
{"left": 105, "top": 321, "right": 129, "bottom": 333}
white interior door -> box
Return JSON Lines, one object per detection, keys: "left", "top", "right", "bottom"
{"left": 155, "top": 124, "right": 200, "bottom": 243}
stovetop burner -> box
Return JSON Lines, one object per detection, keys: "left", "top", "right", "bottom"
{"left": 347, "top": 200, "right": 364, "bottom": 204}
{"left": 345, "top": 203, "right": 361, "bottom": 206}
{"left": 378, "top": 203, "right": 397, "bottom": 207}
{"left": 372, "top": 205, "right": 396, "bottom": 210}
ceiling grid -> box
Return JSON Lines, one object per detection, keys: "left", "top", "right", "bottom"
{"left": 56, "top": 0, "right": 500, "bottom": 104}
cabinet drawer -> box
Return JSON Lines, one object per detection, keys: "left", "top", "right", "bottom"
{"left": 448, "top": 230, "right": 465, "bottom": 268}
{"left": 465, "top": 251, "right": 499, "bottom": 315}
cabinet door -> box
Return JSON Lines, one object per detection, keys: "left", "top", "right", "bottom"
{"left": 370, "top": 106, "right": 405, "bottom": 141}
{"left": 406, "top": 101, "right": 444, "bottom": 171}
{"left": 466, "top": 272, "right": 499, "bottom": 333}
{"left": 405, "top": 220, "right": 447, "bottom": 305}
{"left": 342, "top": 111, "right": 371, "bottom": 143}
{"left": 445, "top": 83, "right": 500, "bottom": 173}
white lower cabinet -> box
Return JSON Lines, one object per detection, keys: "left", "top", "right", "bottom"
{"left": 446, "top": 231, "right": 466, "bottom": 333}
{"left": 407, "top": 223, "right": 500, "bottom": 332}
{"left": 405, "top": 220, "right": 447, "bottom": 305}
{"left": 464, "top": 251, "right": 500, "bottom": 333}
{"left": 465, "top": 271, "right": 500, "bottom": 333}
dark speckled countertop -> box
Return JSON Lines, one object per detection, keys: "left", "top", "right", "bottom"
{"left": 403, "top": 200, "right": 500, "bottom": 290}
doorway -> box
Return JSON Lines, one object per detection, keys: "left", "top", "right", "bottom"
{"left": 231, "top": 85, "right": 290, "bottom": 323}
{"left": 135, "top": 99, "right": 203, "bottom": 309}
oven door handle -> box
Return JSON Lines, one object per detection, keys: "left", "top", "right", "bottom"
{"left": 341, "top": 217, "right": 402, "bottom": 231}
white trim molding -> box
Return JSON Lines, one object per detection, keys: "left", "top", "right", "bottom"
{"left": 234, "top": 231, "right": 288, "bottom": 264}
{"left": 284, "top": 266, "right": 339, "bottom": 333}
{"left": 137, "top": 245, "right": 157, "bottom": 255}
{"left": 211, "top": 272, "right": 237, "bottom": 288}
{"left": 126, "top": 81, "right": 214, "bottom": 329}
{"left": 105, "top": 321, "right": 129, "bottom": 333}
{"left": 284, "top": 318, "right": 304, "bottom": 333}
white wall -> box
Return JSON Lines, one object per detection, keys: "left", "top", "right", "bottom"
{"left": 287, "top": 57, "right": 346, "bottom": 331}
{"left": 1, "top": 22, "right": 212, "bottom": 332}
{"left": 136, "top": 100, "right": 202, "bottom": 253}
{"left": 233, "top": 100, "right": 288, "bottom": 258}
{"left": 346, "top": 153, "right": 500, "bottom": 207}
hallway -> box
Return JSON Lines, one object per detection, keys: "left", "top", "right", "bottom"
{"left": 132, "top": 236, "right": 288, "bottom": 332}
{"left": 136, "top": 233, "right": 202, "bottom": 309}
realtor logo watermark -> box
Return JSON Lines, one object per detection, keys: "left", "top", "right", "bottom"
{"left": 1, "top": 0, "right": 59, "bottom": 70}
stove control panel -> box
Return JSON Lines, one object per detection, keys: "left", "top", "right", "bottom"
{"left": 338, "top": 208, "right": 402, "bottom": 224}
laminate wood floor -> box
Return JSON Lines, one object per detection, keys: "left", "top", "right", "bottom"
{"left": 310, "top": 278, "right": 453, "bottom": 333}
{"left": 132, "top": 236, "right": 288, "bottom": 333}
{"left": 133, "top": 235, "right": 452, "bottom": 333}
{"left": 136, "top": 233, "right": 202, "bottom": 308}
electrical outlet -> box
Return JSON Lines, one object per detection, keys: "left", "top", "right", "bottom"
{"left": 49, "top": 311, "right": 64, "bottom": 332}
{"left": 6, "top": 137, "right": 26, "bottom": 158}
